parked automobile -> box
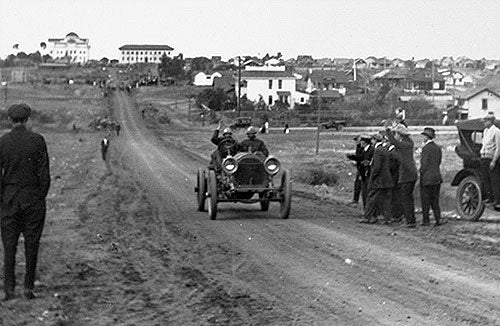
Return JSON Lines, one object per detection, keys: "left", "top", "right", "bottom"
{"left": 195, "top": 151, "right": 291, "bottom": 220}
{"left": 451, "top": 118, "right": 500, "bottom": 220}
{"left": 230, "top": 117, "right": 252, "bottom": 129}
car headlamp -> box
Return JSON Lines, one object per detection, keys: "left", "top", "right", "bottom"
{"left": 222, "top": 157, "right": 238, "bottom": 174}
{"left": 264, "top": 157, "right": 281, "bottom": 175}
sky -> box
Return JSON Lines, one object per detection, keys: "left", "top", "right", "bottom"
{"left": 1, "top": 0, "right": 500, "bottom": 61}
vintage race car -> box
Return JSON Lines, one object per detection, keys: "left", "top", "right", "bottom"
{"left": 195, "top": 152, "right": 291, "bottom": 220}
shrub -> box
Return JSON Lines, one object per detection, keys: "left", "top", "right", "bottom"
{"left": 296, "top": 166, "right": 339, "bottom": 186}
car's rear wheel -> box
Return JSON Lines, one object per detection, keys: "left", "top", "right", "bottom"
{"left": 196, "top": 169, "right": 206, "bottom": 211}
{"left": 455, "top": 175, "right": 485, "bottom": 221}
{"left": 279, "top": 170, "right": 291, "bottom": 219}
{"left": 207, "top": 170, "right": 218, "bottom": 220}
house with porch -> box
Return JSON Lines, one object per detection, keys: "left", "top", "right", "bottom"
{"left": 235, "top": 66, "right": 298, "bottom": 109}
{"left": 305, "top": 69, "right": 349, "bottom": 95}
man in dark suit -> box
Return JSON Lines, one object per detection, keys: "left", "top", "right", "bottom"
{"left": 240, "top": 126, "right": 269, "bottom": 157}
{"left": 419, "top": 127, "right": 443, "bottom": 226}
{"left": 348, "top": 135, "right": 373, "bottom": 208}
{"left": 347, "top": 135, "right": 363, "bottom": 205}
{"left": 0, "top": 104, "right": 50, "bottom": 300}
{"left": 385, "top": 123, "right": 418, "bottom": 228}
{"left": 359, "top": 133, "right": 394, "bottom": 224}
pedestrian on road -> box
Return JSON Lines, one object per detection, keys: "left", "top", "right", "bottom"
{"left": 479, "top": 112, "right": 500, "bottom": 209}
{"left": 0, "top": 104, "right": 51, "bottom": 300}
{"left": 115, "top": 123, "right": 121, "bottom": 136}
{"left": 419, "top": 127, "right": 443, "bottom": 226}
{"left": 385, "top": 123, "right": 418, "bottom": 228}
{"left": 283, "top": 123, "right": 290, "bottom": 134}
{"left": 359, "top": 133, "right": 394, "bottom": 224}
{"left": 101, "top": 136, "right": 110, "bottom": 161}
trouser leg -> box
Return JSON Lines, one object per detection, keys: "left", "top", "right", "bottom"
{"left": 489, "top": 160, "right": 500, "bottom": 205}
{"left": 363, "top": 188, "right": 381, "bottom": 222}
{"left": 481, "top": 158, "right": 493, "bottom": 201}
{"left": 1, "top": 215, "right": 21, "bottom": 293}
{"left": 22, "top": 206, "right": 46, "bottom": 290}
{"left": 428, "top": 184, "right": 441, "bottom": 223}
{"left": 400, "top": 181, "right": 416, "bottom": 225}
{"left": 382, "top": 188, "right": 392, "bottom": 223}
{"left": 420, "top": 185, "right": 431, "bottom": 224}
{"left": 361, "top": 179, "right": 368, "bottom": 208}
{"left": 353, "top": 172, "right": 361, "bottom": 202}
{"left": 391, "top": 184, "right": 403, "bottom": 221}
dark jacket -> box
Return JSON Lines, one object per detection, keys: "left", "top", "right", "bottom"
{"left": 359, "top": 144, "right": 373, "bottom": 181}
{"left": 347, "top": 143, "right": 364, "bottom": 171}
{"left": 386, "top": 143, "right": 400, "bottom": 184}
{"left": 0, "top": 125, "right": 50, "bottom": 213}
{"left": 368, "top": 143, "right": 394, "bottom": 189}
{"left": 420, "top": 141, "right": 442, "bottom": 186}
{"left": 211, "top": 129, "right": 238, "bottom": 157}
{"left": 385, "top": 129, "right": 418, "bottom": 183}
{"left": 239, "top": 138, "right": 269, "bottom": 157}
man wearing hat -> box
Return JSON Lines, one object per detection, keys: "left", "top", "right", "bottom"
{"left": 347, "top": 135, "right": 363, "bottom": 205}
{"left": 347, "top": 135, "right": 372, "bottom": 207}
{"left": 240, "top": 126, "right": 269, "bottom": 157}
{"left": 480, "top": 112, "right": 500, "bottom": 209}
{"left": 359, "top": 133, "right": 394, "bottom": 224}
{"left": 209, "top": 122, "right": 239, "bottom": 171}
{"left": 0, "top": 104, "right": 50, "bottom": 300}
{"left": 420, "top": 127, "right": 443, "bottom": 226}
{"left": 385, "top": 122, "right": 418, "bottom": 227}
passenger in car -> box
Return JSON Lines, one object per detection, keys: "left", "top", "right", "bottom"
{"left": 209, "top": 122, "right": 239, "bottom": 172}
{"left": 239, "top": 126, "right": 269, "bottom": 157}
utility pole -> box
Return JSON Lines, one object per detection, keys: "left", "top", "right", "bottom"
{"left": 431, "top": 60, "right": 435, "bottom": 107}
{"left": 315, "top": 65, "right": 324, "bottom": 155}
{"left": 237, "top": 56, "right": 242, "bottom": 117}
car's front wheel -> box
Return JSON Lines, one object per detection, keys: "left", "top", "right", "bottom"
{"left": 196, "top": 169, "right": 206, "bottom": 211}
{"left": 455, "top": 175, "right": 485, "bottom": 221}
{"left": 207, "top": 170, "right": 218, "bottom": 220}
{"left": 279, "top": 170, "right": 292, "bottom": 219}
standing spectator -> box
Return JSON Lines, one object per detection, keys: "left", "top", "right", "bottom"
{"left": 385, "top": 139, "right": 403, "bottom": 222}
{"left": 479, "top": 112, "right": 500, "bottom": 209}
{"left": 357, "top": 135, "right": 373, "bottom": 208}
{"left": 359, "top": 134, "right": 394, "bottom": 224}
{"left": 264, "top": 120, "right": 269, "bottom": 134}
{"left": 385, "top": 123, "right": 418, "bottom": 227}
{"left": 419, "top": 127, "right": 443, "bottom": 226}
{"left": 347, "top": 135, "right": 363, "bottom": 206}
{"left": 0, "top": 104, "right": 51, "bottom": 300}
{"left": 283, "top": 123, "right": 290, "bottom": 134}
{"left": 101, "top": 136, "right": 110, "bottom": 161}
{"left": 115, "top": 123, "right": 121, "bottom": 136}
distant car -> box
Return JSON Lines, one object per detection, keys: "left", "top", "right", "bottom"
{"left": 195, "top": 150, "right": 291, "bottom": 220}
{"left": 320, "top": 120, "right": 347, "bottom": 131}
{"left": 230, "top": 117, "right": 252, "bottom": 129}
{"left": 451, "top": 118, "right": 500, "bottom": 220}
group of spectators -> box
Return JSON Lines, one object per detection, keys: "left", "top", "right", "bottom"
{"left": 347, "top": 116, "right": 443, "bottom": 227}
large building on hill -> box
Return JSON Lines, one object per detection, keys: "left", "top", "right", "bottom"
{"left": 118, "top": 45, "right": 174, "bottom": 64}
{"left": 46, "top": 32, "right": 90, "bottom": 64}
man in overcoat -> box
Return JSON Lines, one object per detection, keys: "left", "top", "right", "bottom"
{"left": 385, "top": 123, "right": 418, "bottom": 227}
{"left": 0, "top": 104, "right": 50, "bottom": 300}
{"left": 359, "top": 133, "right": 394, "bottom": 224}
{"left": 419, "top": 127, "right": 443, "bottom": 226}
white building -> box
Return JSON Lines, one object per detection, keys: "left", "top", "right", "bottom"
{"left": 236, "top": 66, "right": 299, "bottom": 109}
{"left": 193, "top": 72, "right": 222, "bottom": 86}
{"left": 118, "top": 45, "right": 174, "bottom": 64}
{"left": 46, "top": 32, "right": 90, "bottom": 64}
{"left": 462, "top": 88, "right": 500, "bottom": 119}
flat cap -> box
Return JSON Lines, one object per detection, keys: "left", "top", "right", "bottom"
{"left": 482, "top": 112, "right": 496, "bottom": 121}
{"left": 371, "top": 133, "right": 384, "bottom": 141}
{"left": 8, "top": 103, "right": 31, "bottom": 119}
{"left": 360, "top": 134, "right": 371, "bottom": 141}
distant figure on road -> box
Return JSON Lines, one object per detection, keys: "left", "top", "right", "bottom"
{"left": 101, "top": 137, "right": 110, "bottom": 161}
{"left": 0, "top": 103, "right": 51, "bottom": 301}
{"left": 283, "top": 123, "right": 290, "bottom": 134}
{"left": 115, "top": 123, "right": 121, "bottom": 136}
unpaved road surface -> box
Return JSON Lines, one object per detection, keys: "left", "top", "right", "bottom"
{"left": 110, "top": 91, "right": 500, "bottom": 325}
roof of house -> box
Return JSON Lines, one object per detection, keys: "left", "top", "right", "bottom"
{"left": 309, "top": 69, "right": 350, "bottom": 84}
{"left": 118, "top": 44, "right": 174, "bottom": 51}
{"left": 464, "top": 87, "right": 500, "bottom": 100}
{"left": 239, "top": 70, "right": 295, "bottom": 79}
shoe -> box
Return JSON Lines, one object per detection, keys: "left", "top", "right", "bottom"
{"left": 359, "top": 219, "right": 378, "bottom": 224}
{"left": 494, "top": 204, "right": 500, "bottom": 211}
{"left": 23, "top": 290, "right": 35, "bottom": 300}
{"left": 382, "top": 220, "right": 392, "bottom": 225}
{"left": 405, "top": 223, "right": 416, "bottom": 228}
{"left": 3, "top": 290, "right": 14, "bottom": 301}
{"left": 420, "top": 222, "right": 430, "bottom": 226}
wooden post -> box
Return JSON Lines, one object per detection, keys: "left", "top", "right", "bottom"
{"left": 188, "top": 98, "right": 191, "bottom": 121}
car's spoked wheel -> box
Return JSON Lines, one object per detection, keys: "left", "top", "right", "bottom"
{"left": 207, "top": 170, "right": 218, "bottom": 220}
{"left": 279, "top": 170, "right": 291, "bottom": 219}
{"left": 196, "top": 169, "right": 206, "bottom": 211}
{"left": 455, "top": 176, "right": 485, "bottom": 221}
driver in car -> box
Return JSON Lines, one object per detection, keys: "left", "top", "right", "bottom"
{"left": 209, "top": 122, "right": 239, "bottom": 172}
{"left": 239, "top": 126, "right": 269, "bottom": 157}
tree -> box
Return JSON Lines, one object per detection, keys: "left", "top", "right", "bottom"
{"left": 158, "top": 54, "right": 185, "bottom": 80}
{"left": 195, "top": 88, "right": 232, "bottom": 111}
{"left": 191, "top": 56, "right": 213, "bottom": 72}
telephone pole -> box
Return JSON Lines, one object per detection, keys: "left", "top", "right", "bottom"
{"left": 237, "top": 56, "right": 242, "bottom": 117}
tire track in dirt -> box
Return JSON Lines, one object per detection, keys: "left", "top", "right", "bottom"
{"left": 112, "top": 91, "right": 500, "bottom": 326}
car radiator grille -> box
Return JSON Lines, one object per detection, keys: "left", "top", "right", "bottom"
{"left": 234, "top": 158, "right": 267, "bottom": 187}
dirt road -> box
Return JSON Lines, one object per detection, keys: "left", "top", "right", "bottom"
{"left": 112, "top": 91, "right": 499, "bottom": 325}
